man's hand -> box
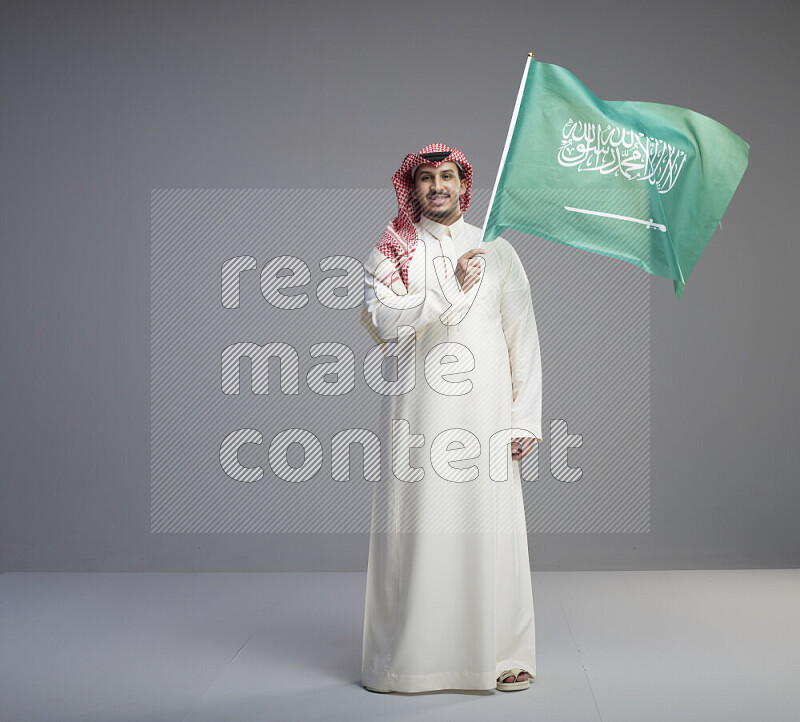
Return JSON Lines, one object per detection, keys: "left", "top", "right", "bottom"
{"left": 455, "top": 248, "right": 486, "bottom": 292}
{"left": 511, "top": 437, "right": 540, "bottom": 461}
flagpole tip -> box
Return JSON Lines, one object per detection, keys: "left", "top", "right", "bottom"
{"left": 527, "top": 51, "right": 534, "bottom": 57}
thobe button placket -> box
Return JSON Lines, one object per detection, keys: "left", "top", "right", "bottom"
{"left": 438, "top": 233, "right": 453, "bottom": 340}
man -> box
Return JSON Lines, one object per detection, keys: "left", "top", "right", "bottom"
{"left": 360, "top": 142, "right": 542, "bottom": 693}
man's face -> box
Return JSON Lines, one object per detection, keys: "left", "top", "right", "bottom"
{"left": 412, "top": 161, "right": 467, "bottom": 224}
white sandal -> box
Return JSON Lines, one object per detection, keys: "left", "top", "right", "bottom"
{"left": 496, "top": 668, "right": 532, "bottom": 691}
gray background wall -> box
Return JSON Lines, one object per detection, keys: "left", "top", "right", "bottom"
{"left": 1, "top": 0, "right": 798, "bottom": 571}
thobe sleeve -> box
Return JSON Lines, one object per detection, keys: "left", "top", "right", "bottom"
{"left": 361, "top": 244, "right": 471, "bottom": 342}
{"left": 499, "top": 241, "right": 543, "bottom": 441}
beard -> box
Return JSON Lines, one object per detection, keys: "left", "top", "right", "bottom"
{"left": 421, "top": 193, "right": 459, "bottom": 220}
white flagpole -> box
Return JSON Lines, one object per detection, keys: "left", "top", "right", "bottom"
{"left": 478, "top": 52, "right": 534, "bottom": 249}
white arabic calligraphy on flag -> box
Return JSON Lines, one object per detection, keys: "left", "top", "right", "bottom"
{"left": 558, "top": 118, "right": 688, "bottom": 194}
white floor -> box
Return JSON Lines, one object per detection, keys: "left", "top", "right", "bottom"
{"left": 0, "top": 569, "right": 798, "bottom": 721}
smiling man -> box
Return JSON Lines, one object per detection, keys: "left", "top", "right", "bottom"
{"left": 413, "top": 159, "right": 464, "bottom": 222}
{"left": 359, "top": 142, "right": 543, "bottom": 694}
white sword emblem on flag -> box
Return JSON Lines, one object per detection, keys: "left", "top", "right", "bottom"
{"left": 564, "top": 205, "right": 667, "bottom": 232}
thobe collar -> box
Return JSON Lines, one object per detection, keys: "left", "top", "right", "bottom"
{"left": 418, "top": 212, "right": 466, "bottom": 241}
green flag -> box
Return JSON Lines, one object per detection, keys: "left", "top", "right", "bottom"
{"left": 480, "top": 58, "right": 750, "bottom": 298}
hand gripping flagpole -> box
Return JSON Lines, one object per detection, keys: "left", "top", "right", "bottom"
{"left": 477, "top": 52, "right": 534, "bottom": 250}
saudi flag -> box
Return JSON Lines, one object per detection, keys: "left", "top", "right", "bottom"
{"left": 480, "top": 57, "right": 750, "bottom": 298}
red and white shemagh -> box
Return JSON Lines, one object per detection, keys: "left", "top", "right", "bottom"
{"left": 376, "top": 142, "right": 473, "bottom": 293}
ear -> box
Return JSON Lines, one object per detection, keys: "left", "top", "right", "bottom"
{"left": 459, "top": 178, "right": 467, "bottom": 197}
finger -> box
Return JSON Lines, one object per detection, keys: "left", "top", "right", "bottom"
{"left": 461, "top": 248, "right": 486, "bottom": 260}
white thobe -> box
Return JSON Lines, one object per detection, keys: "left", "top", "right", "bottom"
{"left": 360, "top": 212, "right": 542, "bottom": 692}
